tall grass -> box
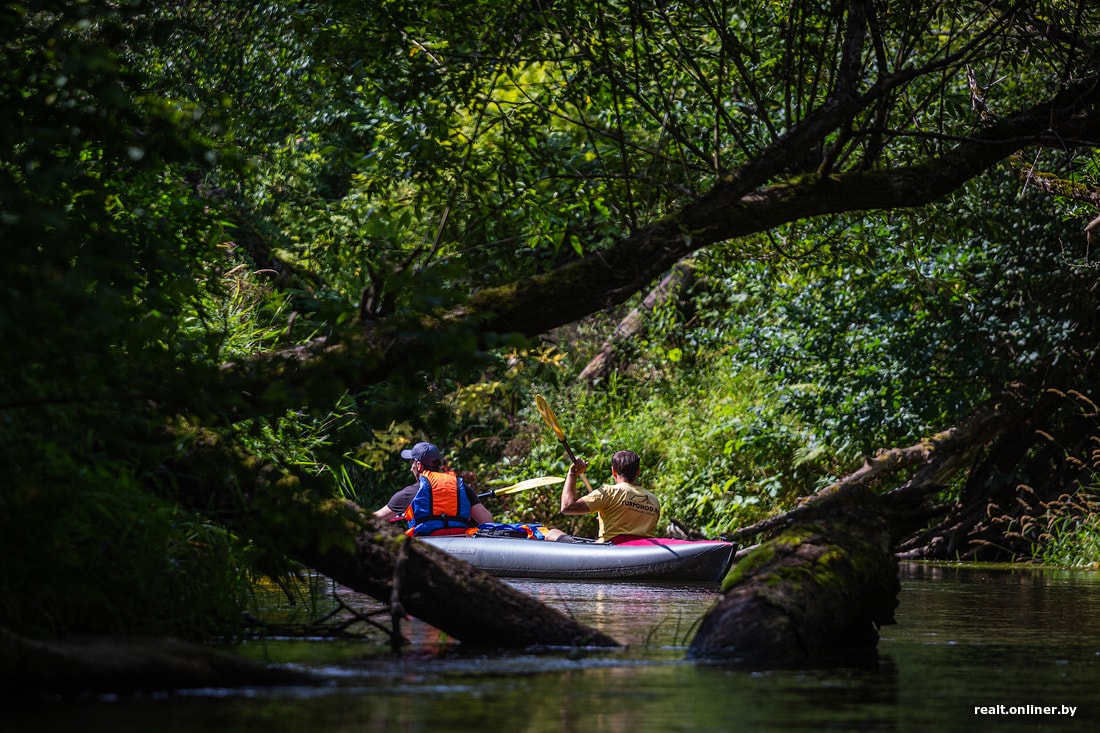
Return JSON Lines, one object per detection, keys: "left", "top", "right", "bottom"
{"left": 1002, "top": 490, "right": 1100, "bottom": 568}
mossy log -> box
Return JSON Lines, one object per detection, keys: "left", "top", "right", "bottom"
{"left": 688, "top": 491, "right": 898, "bottom": 664}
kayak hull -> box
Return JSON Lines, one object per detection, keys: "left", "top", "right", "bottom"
{"left": 421, "top": 535, "right": 736, "bottom": 583}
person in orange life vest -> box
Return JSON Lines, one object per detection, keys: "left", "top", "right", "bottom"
{"left": 557, "top": 449, "right": 660, "bottom": 543}
{"left": 372, "top": 442, "right": 492, "bottom": 535}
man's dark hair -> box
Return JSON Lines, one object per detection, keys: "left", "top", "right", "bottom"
{"left": 611, "top": 450, "right": 641, "bottom": 482}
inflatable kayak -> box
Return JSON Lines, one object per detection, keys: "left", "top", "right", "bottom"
{"left": 421, "top": 535, "right": 736, "bottom": 582}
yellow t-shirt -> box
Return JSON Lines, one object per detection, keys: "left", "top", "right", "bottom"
{"left": 581, "top": 481, "right": 661, "bottom": 542}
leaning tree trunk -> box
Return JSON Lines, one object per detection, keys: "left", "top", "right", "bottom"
{"left": 0, "top": 499, "right": 618, "bottom": 697}
{"left": 690, "top": 385, "right": 1100, "bottom": 661}
{"left": 295, "top": 523, "right": 618, "bottom": 648}
{"left": 578, "top": 260, "right": 695, "bottom": 385}
{"left": 169, "top": 426, "right": 619, "bottom": 650}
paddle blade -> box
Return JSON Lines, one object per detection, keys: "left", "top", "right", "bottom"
{"left": 498, "top": 476, "right": 565, "bottom": 495}
{"left": 477, "top": 476, "right": 565, "bottom": 500}
{"left": 535, "top": 394, "right": 566, "bottom": 440}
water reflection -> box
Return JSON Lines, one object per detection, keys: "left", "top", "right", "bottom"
{"left": 884, "top": 563, "right": 1100, "bottom": 733}
{"left": 504, "top": 579, "right": 719, "bottom": 651}
{"left": 10, "top": 563, "right": 1100, "bottom": 732}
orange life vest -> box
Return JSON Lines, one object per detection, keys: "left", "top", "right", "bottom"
{"left": 404, "top": 470, "right": 475, "bottom": 536}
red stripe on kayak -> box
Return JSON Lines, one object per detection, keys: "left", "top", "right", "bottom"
{"left": 611, "top": 535, "right": 730, "bottom": 546}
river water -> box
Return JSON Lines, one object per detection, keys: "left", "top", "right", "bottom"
{"left": 10, "top": 563, "right": 1100, "bottom": 731}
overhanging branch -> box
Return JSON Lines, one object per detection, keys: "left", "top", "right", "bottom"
{"left": 218, "top": 76, "right": 1100, "bottom": 420}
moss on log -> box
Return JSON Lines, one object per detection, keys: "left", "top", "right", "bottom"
{"left": 688, "top": 490, "right": 898, "bottom": 664}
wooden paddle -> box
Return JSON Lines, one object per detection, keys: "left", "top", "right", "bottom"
{"left": 477, "top": 476, "right": 565, "bottom": 500}
{"left": 535, "top": 394, "right": 593, "bottom": 491}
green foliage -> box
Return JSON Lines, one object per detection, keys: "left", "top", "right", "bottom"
{"left": 5, "top": 0, "right": 1100, "bottom": 643}
{"left": 488, "top": 171, "right": 1100, "bottom": 547}
{"left": 0, "top": 1, "right": 256, "bottom": 637}
{"left": 0, "top": 454, "right": 250, "bottom": 638}
{"left": 494, "top": 346, "right": 847, "bottom": 539}
{"left": 702, "top": 174, "right": 1098, "bottom": 453}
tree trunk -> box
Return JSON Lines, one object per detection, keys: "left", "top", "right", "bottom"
{"left": 684, "top": 390, "right": 1030, "bottom": 663}
{"left": 688, "top": 489, "right": 898, "bottom": 663}
{"left": 1, "top": 509, "right": 617, "bottom": 697}
{"left": 691, "top": 385, "right": 1100, "bottom": 665}
{"left": 211, "top": 76, "right": 1100, "bottom": 428}
{"left": 296, "top": 524, "right": 620, "bottom": 649}
{"left": 578, "top": 261, "right": 695, "bottom": 384}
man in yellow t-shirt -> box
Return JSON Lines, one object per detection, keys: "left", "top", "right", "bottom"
{"left": 558, "top": 450, "right": 660, "bottom": 543}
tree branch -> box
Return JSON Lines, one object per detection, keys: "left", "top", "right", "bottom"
{"left": 725, "top": 388, "right": 1027, "bottom": 545}
{"left": 216, "top": 75, "right": 1100, "bottom": 423}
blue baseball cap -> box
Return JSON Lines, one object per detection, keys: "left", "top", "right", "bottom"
{"left": 401, "top": 442, "right": 442, "bottom": 466}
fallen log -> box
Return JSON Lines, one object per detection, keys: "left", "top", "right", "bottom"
{"left": 686, "top": 396, "right": 1019, "bottom": 664}
{"left": 295, "top": 521, "right": 621, "bottom": 649}
{"left": 688, "top": 489, "right": 898, "bottom": 664}
{"left": 169, "top": 426, "right": 620, "bottom": 650}
{"left": 686, "top": 388, "right": 1042, "bottom": 664}
{"left": 2, "top": 485, "right": 618, "bottom": 698}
